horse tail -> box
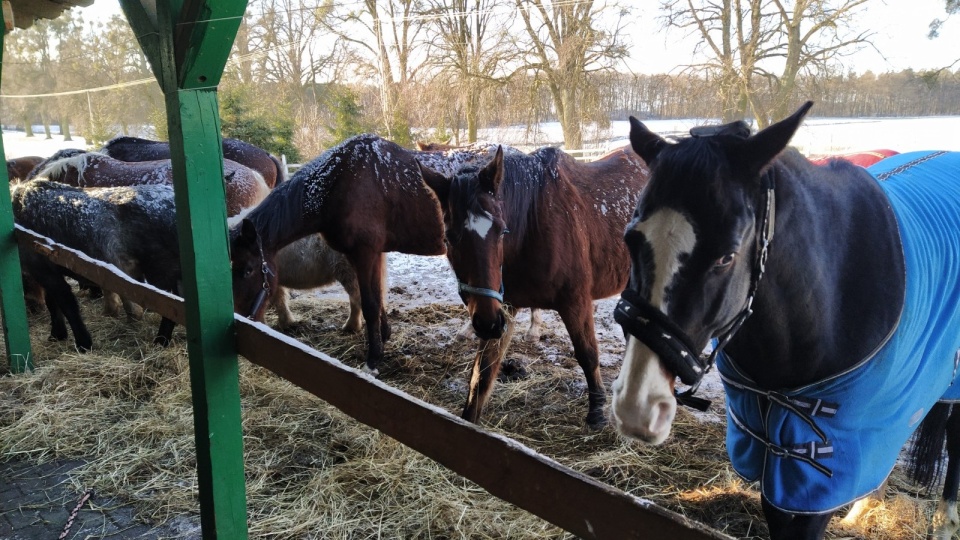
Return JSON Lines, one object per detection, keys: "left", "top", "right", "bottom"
{"left": 271, "top": 154, "right": 287, "bottom": 187}
{"left": 908, "top": 401, "right": 952, "bottom": 490}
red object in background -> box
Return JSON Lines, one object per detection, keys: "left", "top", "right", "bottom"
{"left": 810, "top": 149, "right": 900, "bottom": 168}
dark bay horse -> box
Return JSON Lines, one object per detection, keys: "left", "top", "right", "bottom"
{"left": 11, "top": 180, "right": 182, "bottom": 349}
{"left": 230, "top": 134, "right": 492, "bottom": 374}
{"left": 102, "top": 135, "right": 286, "bottom": 188}
{"left": 419, "top": 144, "right": 650, "bottom": 427}
{"left": 809, "top": 148, "right": 899, "bottom": 167}
{"left": 31, "top": 152, "right": 269, "bottom": 217}
{"left": 611, "top": 101, "right": 960, "bottom": 539}
{"left": 6, "top": 156, "right": 44, "bottom": 183}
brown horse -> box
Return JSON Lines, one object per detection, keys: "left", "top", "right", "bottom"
{"left": 32, "top": 152, "right": 269, "bottom": 217}
{"left": 809, "top": 148, "right": 899, "bottom": 168}
{"left": 101, "top": 136, "right": 286, "bottom": 188}
{"left": 6, "top": 156, "right": 44, "bottom": 183}
{"left": 230, "top": 134, "right": 492, "bottom": 375}
{"left": 419, "top": 144, "right": 650, "bottom": 427}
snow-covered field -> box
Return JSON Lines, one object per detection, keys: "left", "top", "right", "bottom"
{"left": 6, "top": 115, "right": 960, "bottom": 160}
{"left": 475, "top": 116, "right": 960, "bottom": 156}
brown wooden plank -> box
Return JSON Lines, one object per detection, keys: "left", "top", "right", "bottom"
{"left": 14, "top": 225, "right": 185, "bottom": 325}
{"left": 235, "top": 319, "right": 732, "bottom": 540}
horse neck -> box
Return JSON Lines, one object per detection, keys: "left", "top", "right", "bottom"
{"left": 727, "top": 157, "right": 904, "bottom": 389}
{"left": 245, "top": 179, "right": 320, "bottom": 252}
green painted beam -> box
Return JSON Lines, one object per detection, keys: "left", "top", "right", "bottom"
{"left": 166, "top": 88, "right": 248, "bottom": 539}
{"left": 174, "top": 1, "right": 246, "bottom": 89}
{"left": 0, "top": 7, "right": 33, "bottom": 373}
{"left": 120, "top": 0, "right": 250, "bottom": 537}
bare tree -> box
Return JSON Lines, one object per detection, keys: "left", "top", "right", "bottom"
{"left": 326, "top": 0, "right": 428, "bottom": 145}
{"left": 514, "top": 0, "right": 630, "bottom": 149}
{"left": 422, "top": 0, "right": 517, "bottom": 143}
{"left": 661, "top": 0, "right": 873, "bottom": 127}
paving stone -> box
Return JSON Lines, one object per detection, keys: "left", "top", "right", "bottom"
{"left": 0, "top": 457, "right": 202, "bottom": 540}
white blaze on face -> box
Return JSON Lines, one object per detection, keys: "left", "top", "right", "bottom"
{"left": 612, "top": 208, "right": 696, "bottom": 445}
{"left": 465, "top": 210, "right": 494, "bottom": 239}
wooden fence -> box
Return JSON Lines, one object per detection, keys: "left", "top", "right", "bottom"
{"left": 12, "top": 224, "right": 732, "bottom": 540}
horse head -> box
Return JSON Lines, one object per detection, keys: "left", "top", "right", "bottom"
{"left": 611, "top": 101, "right": 813, "bottom": 445}
{"left": 229, "top": 217, "right": 279, "bottom": 321}
{"left": 420, "top": 146, "right": 509, "bottom": 340}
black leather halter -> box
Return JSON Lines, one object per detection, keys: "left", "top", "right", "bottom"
{"left": 615, "top": 178, "right": 776, "bottom": 411}
{"left": 247, "top": 236, "right": 275, "bottom": 319}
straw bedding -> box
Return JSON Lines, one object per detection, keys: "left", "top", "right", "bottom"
{"left": 0, "top": 284, "right": 935, "bottom": 539}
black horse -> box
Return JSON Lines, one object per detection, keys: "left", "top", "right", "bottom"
{"left": 610, "top": 102, "right": 960, "bottom": 539}
{"left": 11, "top": 180, "right": 182, "bottom": 349}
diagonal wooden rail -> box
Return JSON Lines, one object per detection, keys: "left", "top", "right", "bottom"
{"left": 12, "top": 225, "right": 731, "bottom": 540}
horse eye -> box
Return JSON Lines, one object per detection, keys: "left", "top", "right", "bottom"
{"left": 714, "top": 253, "right": 736, "bottom": 270}
{"left": 243, "top": 265, "right": 256, "bottom": 279}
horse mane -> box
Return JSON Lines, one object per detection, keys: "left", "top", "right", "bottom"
{"left": 35, "top": 152, "right": 104, "bottom": 184}
{"left": 494, "top": 146, "right": 557, "bottom": 242}
{"left": 240, "top": 141, "right": 346, "bottom": 248}
{"left": 103, "top": 135, "right": 158, "bottom": 149}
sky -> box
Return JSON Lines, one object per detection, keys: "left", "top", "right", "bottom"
{"left": 74, "top": 0, "right": 959, "bottom": 76}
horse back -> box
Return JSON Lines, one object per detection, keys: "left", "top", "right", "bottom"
{"left": 556, "top": 147, "right": 650, "bottom": 298}
{"left": 317, "top": 136, "right": 446, "bottom": 256}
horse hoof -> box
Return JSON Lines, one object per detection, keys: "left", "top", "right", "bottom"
{"left": 341, "top": 322, "right": 362, "bottom": 334}
{"left": 523, "top": 331, "right": 542, "bottom": 343}
{"left": 361, "top": 364, "right": 380, "bottom": 377}
{"left": 153, "top": 335, "right": 171, "bottom": 347}
{"left": 76, "top": 340, "right": 93, "bottom": 353}
{"left": 586, "top": 412, "right": 608, "bottom": 431}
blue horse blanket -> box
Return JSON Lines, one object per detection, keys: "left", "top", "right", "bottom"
{"left": 719, "top": 151, "right": 960, "bottom": 514}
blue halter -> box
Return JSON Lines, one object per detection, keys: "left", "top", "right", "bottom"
{"left": 458, "top": 274, "right": 505, "bottom": 303}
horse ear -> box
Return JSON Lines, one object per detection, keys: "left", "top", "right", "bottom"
{"left": 740, "top": 101, "right": 814, "bottom": 177}
{"left": 629, "top": 116, "right": 667, "bottom": 165}
{"left": 417, "top": 161, "right": 451, "bottom": 207}
{"left": 416, "top": 141, "right": 428, "bottom": 151}
{"left": 479, "top": 146, "right": 504, "bottom": 194}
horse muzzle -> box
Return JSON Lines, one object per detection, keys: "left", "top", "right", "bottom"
{"left": 472, "top": 311, "right": 506, "bottom": 340}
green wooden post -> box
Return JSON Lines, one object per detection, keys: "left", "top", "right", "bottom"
{"left": 120, "top": 1, "right": 249, "bottom": 537}
{"left": 0, "top": 6, "right": 33, "bottom": 373}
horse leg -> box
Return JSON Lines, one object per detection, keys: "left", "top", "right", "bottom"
{"left": 378, "top": 257, "right": 390, "bottom": 342}
{"left": 271, "top": 286, "right": 298, "bottom": 330}
{"left": 840, "top": 480, "right": 886, "bottom": 526}
{"left": 43, "top": 286, "right": 68, "bottom": 341}
{"left": 523, "top": 308, "right": 543, "bottom": 342}
{"left": 338, "top": 271, "right": 363, "bottom": 334}
{"left": 154, "top": 318, "right": 176, "bottom": 347}
{"left": 762, "top": 498, "right": 832, "bottom": 540}
{"left": 462, "top": 306, "right": 517, "bottom": 423}
{"left": 349, "top": 251, "right": 387, "bottom": 375}
{"left": 556, "top": 299, "right": 606, "bottom": 428}
{"left": 41, "top": 273, "right": 92, "bottom": 352}
{"left": 929, "top": 405, "right": 960, "bottom": 540}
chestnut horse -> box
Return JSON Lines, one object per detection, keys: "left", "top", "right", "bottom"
{"left": 228, "top": 208, "right": 363, "bottom": 332}
{"left": 809, "top": 149, "right": 899, "bottom": 167}
{"left": 230, "top": 134, "right": 492, "bottom": 374}
{"left": 419, "top": 144, "right": 650, "bottom": 427}
{"left": 102, "top": 135, "right": 286, "bottom": 188}
{"left": 31, "top": 152, "right": 269, "bottom": 217}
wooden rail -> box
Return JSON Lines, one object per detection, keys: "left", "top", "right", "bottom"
{"left": 12, "top": 225, "right": 732, "bottom": 540}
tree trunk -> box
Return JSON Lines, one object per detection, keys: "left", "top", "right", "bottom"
{"left": 560, "top": 84, "right": 582, "bottom": 149}
{"left": 62, "top": 117, "right": 73, "bottom": 142}
{"left": 23, "top": 112, "right": 33, "bottom": 137}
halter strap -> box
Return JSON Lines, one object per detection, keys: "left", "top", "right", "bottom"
{"left": 458, "top": 280, "right": 504, "bottom": 303}
{"left": 247, "top": 236, "right": 275, "bottom": 319}
{"left": 615, "top": 176, "right": 776, "bottom": 410}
